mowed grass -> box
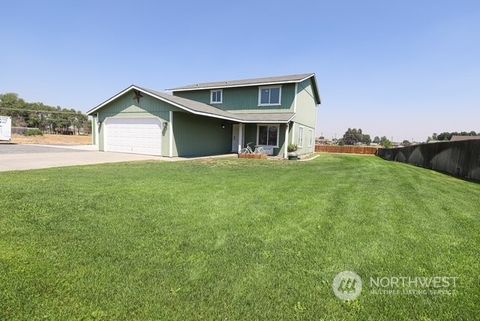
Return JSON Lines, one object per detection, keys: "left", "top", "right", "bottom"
{"left": 0, "top": 155, "right": 479, "bottom": 321}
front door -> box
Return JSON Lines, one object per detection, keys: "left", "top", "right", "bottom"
{"left": 232, "top": 124, "right": 239, "bottom": 152}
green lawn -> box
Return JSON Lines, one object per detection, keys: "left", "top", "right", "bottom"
{"left": 0, "top": 155, "right": 479, "bottom": 321}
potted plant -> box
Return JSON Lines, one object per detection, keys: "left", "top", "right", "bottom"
{"left": 287, "top": 144, "right": 298, "bottom": 160}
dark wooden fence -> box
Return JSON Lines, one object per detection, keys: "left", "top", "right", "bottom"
{"left": 377, "top": 140, "right": 480, "bottom": 182}
{"left": 315, "top": 145, "right": 378, "bottom": 155}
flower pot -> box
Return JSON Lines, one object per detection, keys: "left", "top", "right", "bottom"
{"left": 288, "top": 152, "right": 298, "bottom": 160}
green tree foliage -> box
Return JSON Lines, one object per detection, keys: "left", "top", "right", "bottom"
{"left": 341, "top": 128, "right": 372, "bottom": 145}
{"left": 427, "top": 131, "right": 478, "bottom": 142}
{"left": 363, "top": 134, "right": 371, "bottom": 145}
{"left": 0, "top": 93, "right": 89, "bottom": 134}
{"left": 380, "top": 136, "right": 393, "bottom": 148}
{"left": 402, "top": 140, "right": 411, "bottom": 146}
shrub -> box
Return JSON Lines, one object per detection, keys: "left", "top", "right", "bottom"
{"left": 25, "top": 128, "right": 43, "bottom": 136}
{"left": 287, "top": 144, "right": 298, "bottom": 152}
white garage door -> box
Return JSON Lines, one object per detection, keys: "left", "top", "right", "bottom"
{"left": 104, "top": 118, "right": 162, "bottom": 156}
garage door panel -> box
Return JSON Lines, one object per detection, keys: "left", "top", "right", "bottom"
{"left": 104, "top": 118, "right": 162, "bottom": 156}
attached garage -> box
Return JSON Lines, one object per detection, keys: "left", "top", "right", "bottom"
{"left": 104, "top": 118, "right": 163, "bottom": 156}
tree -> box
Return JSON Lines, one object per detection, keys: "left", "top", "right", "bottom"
{"left": 427, "top": 131, "right": 477, "bottom": 142}
{"left": 380, "top": 136, "right": 393, "bottom": 148}
{"left": 342, "top": 128, "right": 371, "bottom": 145}
{"left": 362, "top": 134, "right": 371, "bottom": 145}
{"left": 373, "top": 136, "right": 380, "bottom": 144}
{"left": 402, "top": 140, "right": 411, "bottom": 146}
{"left": 437, "top": 132, "right": 452, "bottom": 141}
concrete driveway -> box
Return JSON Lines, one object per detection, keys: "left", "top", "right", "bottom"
{"left": 0, "top": 144, "right": 163, "bottom": 172}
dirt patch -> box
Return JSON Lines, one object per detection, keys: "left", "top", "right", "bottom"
{"left": 11, "top": 134, "right": 92, "bottom": 145}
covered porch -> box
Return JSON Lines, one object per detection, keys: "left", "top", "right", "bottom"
{"left": 231, "top": 122, "right": 290, "bottom": 158}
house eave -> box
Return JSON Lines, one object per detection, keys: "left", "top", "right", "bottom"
{"left": 87, "top": 85, "right": 293, "bottom": 123}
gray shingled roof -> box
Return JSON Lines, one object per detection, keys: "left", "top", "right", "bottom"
{"left": 138, "top": 86, "right": 243, "bottom": 120}
{"left": 233, "top": 112, "right": 294, "bottom": 122}
{"left": 168, "top": 73, "right": 314, "bottom": 91}
{"left": 88, "top": 85, "right": 294, "bottom": 123}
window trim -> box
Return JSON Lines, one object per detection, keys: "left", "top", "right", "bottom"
{"left": 258, "top": 85, "right": 282, "bottom": 106}
{"left": 210, "top": 89, "right": 223, "bottom": 104}
{"left": 256, "top": 124, "right": 280, "bottom": 148}
{"left": 298, "top": 126, "right": 304, "bottom": 147}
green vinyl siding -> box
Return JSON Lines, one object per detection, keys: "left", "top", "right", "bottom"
{"left": 289, "top": 78, "right": 318, "bottom": 155}
{"left": 173, "top": 84, "right": 296, "bottom": 113}
{"left": 244, "top": 124, "right": 257, "bottom": 147}
{"left": 173, "top": 112, "right": 232, "bottom": 157}
{"left": 294, "top": 78, "right": 317, "bottom": 128}
{"left": 292, "top": 123, "right": 315, "bottom": 155}
{"left": 96, "top": 91, "right": 178, "bottom": 155}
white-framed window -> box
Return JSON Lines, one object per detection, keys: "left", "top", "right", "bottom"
{"left": 298, "top": 126, "right": 304, "bottom": 147}
{"left": 210, "top": 89, "right": 223, "bottom": 104}
{"left": 258, "top": 86, "right": 282, "bottom": 106}
{"left": 308, "top": 129, "right": 313, "bottom": 147}
{"left": 256, "top": 124, "right": 280, "bottom": 147}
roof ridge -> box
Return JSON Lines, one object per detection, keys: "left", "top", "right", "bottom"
{"left": 167, "top": 73, "right": 315, "bottom": 91}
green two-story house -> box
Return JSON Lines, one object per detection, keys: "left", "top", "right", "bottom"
{"left": 87, "top": 73, "right": 321, "bottom": 158}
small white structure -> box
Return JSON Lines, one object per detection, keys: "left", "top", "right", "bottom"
{"left": 0, "top": 116, "right": 12, "bottom": 141}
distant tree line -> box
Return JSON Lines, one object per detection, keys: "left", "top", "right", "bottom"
{"left": 0, "top": 93, "right": 90, "bottom": 135}
{"left": 427, "top": 131, "right": 478, "bottom": 142}
{"left": 337, "top": 129, "right": 479, "bottom": 148}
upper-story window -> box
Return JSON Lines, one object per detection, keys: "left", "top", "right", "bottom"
{"left": 210, "top": 89, "right": 223, "bottom": 104}
{"left": 258, "top": 86, "right": 281, "bottom": 106}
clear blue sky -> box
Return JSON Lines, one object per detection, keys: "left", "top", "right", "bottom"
{"left": 1, "top": 0, "right": 479, "bottom": 141}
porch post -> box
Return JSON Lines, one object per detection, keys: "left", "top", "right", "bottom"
{"left": 291, "top": 122, "right": 295, "bottom": 144}
{"left": 169, "top": 111, "right": 173, "bottom": 157}
{"left": 284, "top": 124, "right": 288, "bottom": 159}
{"left": 238, "top": 123, "right": 243, "bottom": 153}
